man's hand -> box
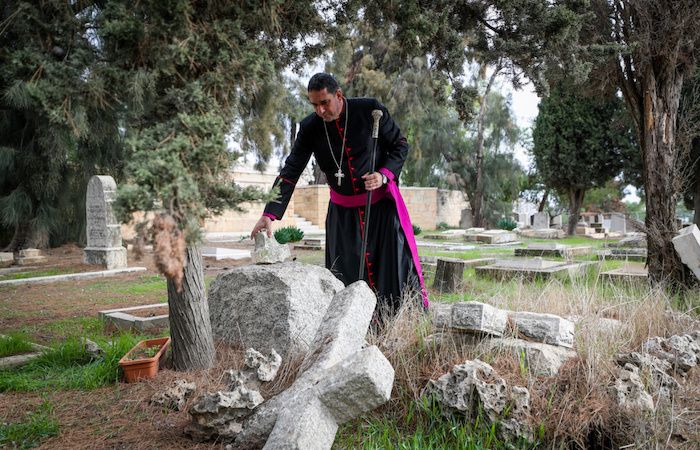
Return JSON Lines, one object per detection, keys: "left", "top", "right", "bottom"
{"left": 362, "top": 172, "right": 384, "bottom": 191}
{"left": 251, "top": 215, "right": 272, "bottom": 239}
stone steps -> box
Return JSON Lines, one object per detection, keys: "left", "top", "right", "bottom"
{"left": 293, "top": 214, "right": 325, "bottom": 236}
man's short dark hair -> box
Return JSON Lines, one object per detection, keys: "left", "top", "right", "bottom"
{"left": 308, "top": 73, "right": 339, "bottom": 94}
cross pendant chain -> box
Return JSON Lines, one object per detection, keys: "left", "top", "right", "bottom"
{"left": 335, "top": 169, "right": 345, "bottom": 185}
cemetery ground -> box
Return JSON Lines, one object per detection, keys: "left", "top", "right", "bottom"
{"left": 1, "top": 233, "right": 700, "bottom": 449}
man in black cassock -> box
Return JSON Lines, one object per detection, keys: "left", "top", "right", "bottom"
{"left": 251, "top": 73, "right": 428, "bottom": 317}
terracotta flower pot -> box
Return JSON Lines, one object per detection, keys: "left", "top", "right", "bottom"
{"left": 118, "top": 337, "right": 170, "bottom": 383}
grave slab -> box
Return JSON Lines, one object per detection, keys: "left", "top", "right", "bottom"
{"left": 519, "top": 229, "right": 565, "bottom": 239}
{"left": 99, "top": 303, "right": 169, "bottom": 332}
{"left": 201, "top": 247, "right": 251, "bottom": 260}
{"left": 672, "top": 224, "right": 700, "bottom": 280}
{"left": 0, "top": 252, "right": 13, "bottom": 263}
{"left": 601, "top": 262, "right": 648, "bottom": 283}
{"left": 234, "top": 281, "right": 394, "bottom": 450}
{"left": 489, "top": 338, "right": 576, "bottom": 376}
{"left": 475, "top": 259, "right": 598, "bottom": 281}
{"left": 451, "top": 301, "right": 508, "bottom": 337}
{"left": 83, "top": 175, "right": 127, "bottom": 270}
{"left": 597, "top": 248, "right": 647, "bottom": 262}
{"left": 0, "top": 267, "right": 147, "bottom": 287}
{"left": 14, "top": 248, "right": 47, "bottom": 266}
{"left": 514, "top": 243, "right": 592, "bottom": 258}
{"left": 509, "top": 311, "right": 574, "bottom": 348}
{"left": 475, "top": 230, "right": 517, "bottom": 244}
{"left": 294, "top": 238, "right": 326, "bottom": 250}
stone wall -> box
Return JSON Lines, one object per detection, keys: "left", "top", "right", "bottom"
{"left": 436, "top": 189, "right": 470, "bottom": 228}
{"left": 400, "top": 187, "right": 437, "bottom": 230}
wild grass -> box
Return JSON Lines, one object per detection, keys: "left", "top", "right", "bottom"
{"left": 0, "top": 327, "right": 168, "bottom": 392}
{"left": 0, "top": 398, "right": 59, "bottom": 449}
{"left": 0, "top": 331, "right": 37, "bottom": 358}
{"left": 337, "top": 250, "right": 700, "bottom": 449}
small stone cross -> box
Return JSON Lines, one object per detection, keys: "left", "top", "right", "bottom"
{"left": 234, "top": 281, "right": 395, "bottom": 450}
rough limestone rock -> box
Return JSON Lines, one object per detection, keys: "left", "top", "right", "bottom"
{"left": 451, "top": 301, "right": 508, "bottom": 337}
{"left": 251, "top": 233, "right": 291, "bottom": 264}
{"left": 234, "top": 281, "right": 395, "bottom": 450}
{"left": 208, "top": 262, "right": 345, "bottom": 357}
{"left": 609, "top": 364, "right": 654, "bottom": 411}
{"left": 509, "top": 311, "right": 575, "bottom": 348}
{"left": 186, "top": 387, "right": 265, "bottom": 441}
{"left": 431, "top": 303, "right": 452, "bottom": 333}
{"left": 83, "top": 339, "right": 105, "bottom": 358}
{"left": 615, "top": 352, "right": 681, "bottom": 403}
{"left": 489, "top": 338, "right": 576, "bottom": 377}
{"left": 423, "top": 359, "right": 532, "bottom": 443}
{"left": 186, "top": 348, "right": 280, "bottom": 441}
{"left": 243, "top": 348, "right": 282, "bottom": 382}
{"left": 642, "top": 335, "right": 698, "bottom": 374}
{"left": 151, "top": 379, "right": 196, "bottom": 411}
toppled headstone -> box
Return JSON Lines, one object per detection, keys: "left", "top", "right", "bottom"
{"left": 234, "top": 281, "right": 394, "bottom": 450}
{"left": 509, "top": 311, "right": 575, "bottom": 348}
{"left": 423, "top": 359, "right": 532, "bottom": 443}
{"left": 83, "top": 175, "right": 127, "bottom": 270}
{"left": 152, "top": 379, "right": 196, "bottom": 411}
{"left": 208, "top": 262, "right": 344, "bottom": 357}
{"left": 609, "top": 364, "right": 654, "bottom": 411}
{"left": 251, "top": 233, "right": 291, "bottom": 264}
{"left": 672, "top": 224, "right": 700, "bottom": 280}
{"left": 489, "top": 338, "right": 576, "bottom": 376}
{"left": 14, "top": 248, "right": 46, "bottom": 266}
{"left": 186, "top": 349, "right": 280, "bottom": 441}
{"left": 451, "top": 301, "right": 508, "bottom": 337}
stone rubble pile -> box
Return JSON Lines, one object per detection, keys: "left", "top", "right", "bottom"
{"left": 422, "top": 359, "right": 533, "bottom": 443}
{"left": 151, "top": 379, "right": 196, "bottom": 411}
{"left": 185, "top": 348, "right": 282, "bottom": 441}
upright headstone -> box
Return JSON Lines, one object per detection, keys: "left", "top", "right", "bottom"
{"left": 83, "top": 176, "right": 127, "bottom": 270}
{"left": 550, "top": 215, "right": 563, "bottom": 228}
{"left": 460, "top": 208, "right": 474, "bottom": 229}
{"left": 533, "top": 212, "right": 550, "bottom": 230}
{"left": 610, "top": 212, "right": 627, "bottom": 233}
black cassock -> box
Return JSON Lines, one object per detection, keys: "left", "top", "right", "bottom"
{"left": 264, "top": 97, "right": 427, "bottom": 315}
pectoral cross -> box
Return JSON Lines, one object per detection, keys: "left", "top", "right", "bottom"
{"left": 335, "top": 169, "right": 345, "bottom": 185}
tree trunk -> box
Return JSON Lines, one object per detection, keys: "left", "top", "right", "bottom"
{"left": 473, "top": 64, "right": 501, "bottom": 228}
{"left": 635, "top": 70, "right": 688, "bottom": 287}
{"left": 166, "top": 246, "right": 216, "bottom": 371}
{"left": 567, "top": 187, "right": 586, "bottom": 236}
{"left": 538, "top": 189, "right": 550, "bottom": 212}
{"left": 2, "top": 222, "right": 48, "bottom": 252}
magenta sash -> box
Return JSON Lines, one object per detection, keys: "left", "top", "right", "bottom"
{"left": 329, "top": 171, "right": 429, "bottom": 307}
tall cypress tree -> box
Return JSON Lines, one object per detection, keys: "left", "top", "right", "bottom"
{"left": 532, "top": 82, "right": 637, "bottom": 235}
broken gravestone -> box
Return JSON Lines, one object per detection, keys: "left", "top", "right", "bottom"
{"left": 251, "top": 232, "right": 291, "bottom": 264}
{"left": 185, "top": 349, "right": 281, "bottom": 441}
{"left": 672, "top": 224, "right": 700, "bottom": 280}
{"left": 83, "top": 175, "right": 127, "bottom": 270}
{"left": 423, "top": 359, "right": 532, "bottom": 443}
{"left": 451, "top": 301, "right": 508, "bottom": 337}
{"left": 233, "top": 281, "right": 395, "bottom": 450}
{"left": 208, "top": 262, "right": 345, "bottom": 357}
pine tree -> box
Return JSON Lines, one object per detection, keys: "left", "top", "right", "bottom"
{"left": 0, "top": 0, "right": 123, "bottom": 251}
